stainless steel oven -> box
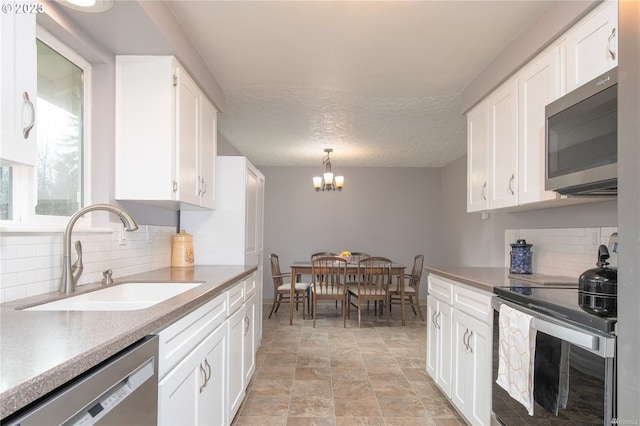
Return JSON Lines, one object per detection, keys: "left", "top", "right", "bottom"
{"left": 491, "top": 287, "right": 616, "bottom": 425}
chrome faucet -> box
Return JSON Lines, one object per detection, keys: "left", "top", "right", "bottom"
{"left": 60, "top": 204, "right": 138, "bottom": 294}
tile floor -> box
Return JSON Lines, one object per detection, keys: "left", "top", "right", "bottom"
{"left": 232, "top": 302, "right": 465, "bottom": 425}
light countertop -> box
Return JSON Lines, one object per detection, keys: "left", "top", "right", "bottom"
{"left": 425, "top": 266, "right": 578, "bottom": 293}
{"left": 0, "top": 265, "right": 257, "bottom": 420}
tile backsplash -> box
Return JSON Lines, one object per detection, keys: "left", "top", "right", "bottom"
{"left": 504, "top": 226, "right": 618, "bottom": 279}
{"left": 0, "top": 225, "right": 174, "bottom": 303}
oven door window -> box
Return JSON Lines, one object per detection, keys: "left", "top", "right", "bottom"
{"left": 492, "top": 313, "right": 614, "bottom": 424}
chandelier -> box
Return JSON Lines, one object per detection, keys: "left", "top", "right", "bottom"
{"left": 312, "top": 148, "right": 344, "bottom": 191}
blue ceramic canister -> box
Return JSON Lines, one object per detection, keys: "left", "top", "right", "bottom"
{"left": 510, "top": 239, "right": 533, "bottom": 274}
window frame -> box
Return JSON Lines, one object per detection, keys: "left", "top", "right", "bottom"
{"left": 1, "top": 26, "right": 93, "bottom": 228}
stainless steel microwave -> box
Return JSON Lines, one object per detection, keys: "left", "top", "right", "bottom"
{"left": 545, "top": 67, "right": 617, "bottom": 196}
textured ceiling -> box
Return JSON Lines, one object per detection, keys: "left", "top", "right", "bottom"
{"left": 57, "top": 1, "right": 553, "bottom": 168}
{"left": 166, "top": 1, "right": 552, "bottom": 168}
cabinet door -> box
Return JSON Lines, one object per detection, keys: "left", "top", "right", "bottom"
{"left": 436, "top": 302, "right": 453, "bottom": 398}
{"left": 176, "top": 66, "right": 200, "bottom": 206}
{"left": 488, "top": 79, "right": 518, "bottom": 209}
{"left": 0, "top": 10, "right": 37, "bottom": 165}
{"left": 227, "top": 304, "right": 246, "bottom": 420}
{"left": 426, "top": 297, "right": 439, "bottom": 378}
{"left": 158, "top": 347, "right": 201, "bottom": 426}
{"left": 199, "top": 96, "right": 217, "bottom": 209}
{"left": 565, "top": 1, "right": 618, "bottom": 93}
{"left": 466, "top": 102, "right": 490, "bottom": 212}
{"left": 199, "top": 325, "right": 227, "bottom": 426}
{"left": 115, "top": 56, "right": 175, "bottom": 202}
{"left": 518, "top": 47, "right": 562, "bottom": 205}
{"left": 243, "top": 293, "right": 256, "bottom": 384}
{"left": 244, "top": 165, "right": 259, "bottom": 264}
{"left": 451, "top": 309, "right": 492, "bottom": 426}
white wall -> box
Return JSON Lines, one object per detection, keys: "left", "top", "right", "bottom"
{"left": 0, "top": 225, "right": 173, "bottom": 303}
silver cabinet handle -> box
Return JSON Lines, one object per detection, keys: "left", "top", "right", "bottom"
{"left": 201, "top": 177, "right": 207, "bottom": 196}
{"left": 481, "top": 182, "right": 487, "bottom": 200}
{"left": 197, "top": 176, "right": 202, "bottom": 196}
{"left": 172, "top": 180, "right": 178, "bottom": 192}
{"left": 204, "top": 358, "right": 212, "bottom": 384}
{"left": 608, "top": 28, "right": 617, "bottom": 60}
{"left": 244, "top": 315, "right": 250, "bottom": 335}
{"left": 435, "top": 311, "right": 441, "bottom": 330}
{"left": 199, "top": 363, "right": 207, "bottom": 393}
{"left": 467, "top": 330, "right": 474, "bottom": 353}
{"left": 508, "top": 173, "right": 515, "bottom": 195}
{"left": 22, "top": 92, "right": 35, "bottom": 139}
{"left": 431, "top": 311, "right": 438, "bottom": 328}
{"left": 463, "top": 329, "right": 469, "bottom": 350}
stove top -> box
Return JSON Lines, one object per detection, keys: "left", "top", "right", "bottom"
{"left": 494, "top": 285, "right": 617, "bottom": 334}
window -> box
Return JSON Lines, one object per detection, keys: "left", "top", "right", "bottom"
{"left": 35, "top": 39, "right": 84, "bottom": 217}
{"left": 1, "top": 27, "right": 90, "bottom": 225}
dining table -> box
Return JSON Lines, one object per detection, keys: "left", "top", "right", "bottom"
{"left": 288, "top": 259, "right": 407, "bottom": 325}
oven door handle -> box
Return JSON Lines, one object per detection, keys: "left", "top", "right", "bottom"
{"left": 492, "top": 296, "right": 615, "bottom": 358}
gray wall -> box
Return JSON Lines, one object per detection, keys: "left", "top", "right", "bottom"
{"left": 260, "top": 166, "right": 444, "bottom": 300}
{"left": 461, "top": 0, "right": 597, "bottom": 112}
{"left": 617, "top": 0, "right": 640, "bottom": 418}
{"left": 440, "top": 157, "right": 618, "bottom": 267}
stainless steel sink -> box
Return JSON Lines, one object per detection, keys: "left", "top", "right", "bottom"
{"left": 25, "top": 282, "right": 202, "bottom": 311}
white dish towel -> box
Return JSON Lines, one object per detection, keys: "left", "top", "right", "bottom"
{"left": 496, "top": 303, "right": 537, "bottom": 416}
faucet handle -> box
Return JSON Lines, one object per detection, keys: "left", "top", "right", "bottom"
{"left": 71, "top": 240, "right": 83, "bottom": 283}
{"left": 102, "top": 269, "right": 114, "bottom": 286}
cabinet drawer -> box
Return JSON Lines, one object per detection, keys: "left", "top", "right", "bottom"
{"left": 158, "top": 292, "right": 227, "bottom": 378}
{"left": 453, "top": 285, "right": 493, "bottom": 324}
{"left": 428, "top": 274, "right": 453, "bottom": 305}
{"left": 228, "top": 281, "right": 245, "bottom": 315}
{"left": 244, "top": 274, "right": 256, "bottom": 300}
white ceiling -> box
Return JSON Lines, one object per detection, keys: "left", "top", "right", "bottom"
{"left": 59, "top": 1, "right": 553, "bottom": 168}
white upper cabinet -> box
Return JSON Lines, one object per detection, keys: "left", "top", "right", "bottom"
{"left": 198, "top": 97, "right": 217, "bottom": 210}
{"left": 466, "top": 78, "right": 518, "bottom": 212}
{"left": 466, "top": 102, "right": 490, "bottom": 212}
{"left": 564, "top": 0, "right": 618, "bottom": 93}
{"left": 466, "top": 1, "right": 618, "bottom": 213}
{"left": 1, "top": 10, "right": 37, "bottom": 166}
{"left": 488, "top": 78, "right": 518, "bottom": 210}
{"left": 115, "top": 55, "right": 216, "bottom": 210}
{"left": 518, "top": 47, "right": 562, "bottom": 205}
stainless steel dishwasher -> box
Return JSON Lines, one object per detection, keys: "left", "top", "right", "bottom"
{"left": 2, "top": 335, "right": 158, "bottom": 426}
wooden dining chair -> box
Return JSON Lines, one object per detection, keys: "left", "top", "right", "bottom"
{"left": 347, "top": 257, "right": 393, "bottom": 327}
{"left": 311, "top": 251, "right": 336, "bottom": 259}
{"left": 268, "top": 253, "right": 311, "bottom": 319}
{"left": 311, "top": 256, "right": 349, "bottom": 327}
{"left": 389, "top": 254, "right": 425, "bottom": 320}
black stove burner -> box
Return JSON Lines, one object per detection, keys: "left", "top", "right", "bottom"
{"left": 494, "top": 285, "right": 617, "bottom": 334}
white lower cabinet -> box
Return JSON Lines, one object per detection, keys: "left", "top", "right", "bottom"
{"left": 426, "top": 274, "right": 493, "bottom": 426}
{"left": 158, "top": 324, "right": 227, "bottom": 426}
{"left": 227, "top": 303, "right": 246, "bottom": 421}
{"left": 426, "top": 296, "right": 453, "bottom": 398}
{"left": 157, "top": 274, "right": 260, "bottom": 426}
{"left": 451, "top": 309, "right": 492, "bottom": 426}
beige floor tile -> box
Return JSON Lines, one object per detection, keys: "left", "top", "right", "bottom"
{"left": 288, "top": 396, "right": 335, "bottom": 417}
{"left": 232, "top": 304, "right": 464, "bottom": 426}
{"left": 292, "top": 379, "right": 333, "bottom": 397}
{"left": 286, "top": 417, "right": 337, "bottom": 426}
{"left": 335, "top": 416, "right": 385, "bottom": 425}
{"left": 333, "top": 396, "right": 382, "bottom": 417}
